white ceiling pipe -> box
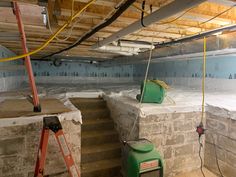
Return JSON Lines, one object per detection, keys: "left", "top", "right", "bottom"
{"left": 112, "top": 41, "right": 155, "bottom": 49}
{"left": 92, "top": 0, "right": 206, "bottom": 49}
{"left": 98, "top": 45, "right": 141, "bottom": 53}
{"left": 97, "top": 50, "right": 138, "bottom": 56}
{"left": 96, "top": 45, "right": 140, "bottom": 56}
{"left": 113, "top": 51, "right": 137, "bottom": 56}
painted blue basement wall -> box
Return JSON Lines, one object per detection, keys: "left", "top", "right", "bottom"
{"left": 0, "top": 45, "right": 25, "bottom": 92}
{"left": 31, "top": 60, "right": 134, "bottom": 84}
{"left": 133, "top": 55, "right": 236, "bottom": 91}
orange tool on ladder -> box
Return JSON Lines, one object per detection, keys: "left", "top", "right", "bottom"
{"left": 34, "top": 116, "right": 80, "bottom": 177}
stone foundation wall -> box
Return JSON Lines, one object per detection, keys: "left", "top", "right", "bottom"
{"left": 0, "top": 119, "right": 81, "bottom": 177}
{"left": 105, "top": 96, "right": 140, "bottom": 141}
{"left": 205, "top": 106, "right": 236, "bottom": 177}
{"left": 139, "top": 112, "right": 201, "bottom": 177}
{"left": 106, "top": 95, "right": 202, "bottom": 177}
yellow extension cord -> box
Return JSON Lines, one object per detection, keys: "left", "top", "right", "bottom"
{"left": 132, "top": 3, "right": 149, "bottom": 15}
{"left": 149, "top": 79, "right": 170, "bottom": 90}
{"left": 0, "top": 0, "right": 96, "bottom": 62}
{"left": 201, "top": 37, "right": 206, "bottom": 122}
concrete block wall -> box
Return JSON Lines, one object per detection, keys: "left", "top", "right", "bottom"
{"left": 205, "top": 106, "right": 236, "bottom": 177}
{"left": 105, "top": 96, "right": 140, "bottom": 141}
{"left": 0, "top": 45, "right": 25, "bottom": 92}
{"left": 31, "top": 61, "right": 134, "bottom": 84}
{"left": 139, "top": 112, "right": 201, "bottom": 177}
{"left": 133, "top": 55, "right": 236, "bottom": 91}
{"left": 106, "top": 95, "right": 202, "bottom": 177}
{"left": 0, "top": 120, "right": 81, "bottom": 177}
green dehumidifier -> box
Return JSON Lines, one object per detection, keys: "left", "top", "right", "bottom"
{"left": 121, "top": 139, "right": 163, "bottom": 177}
{"left": 136, "top": 80, "right": 167, "bottom": 104}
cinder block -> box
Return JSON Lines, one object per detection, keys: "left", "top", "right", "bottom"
{"left": 172, "top": 155, "right": 199, "bottom": 172}
{"left": 25, "top": 122, "right": 42, "bottom": 136}
{"left": 0, "top": 155, "right": 23, "bottom": 175}
{"left": 218, "top": 134, "right": 236, "bottom": 154}
{"left": 165, "top": 134, "right": 185, "bottom": 145}
{"left": 4, "top": 173, "right": 25, "bottom": 177}
{"left": 229, "top": 119, "right": 236, "bottom": 140}
{"left": 205, "top": 131, "right": 218, "bottom": 144}
{"left": 206, "top": 118, "right": 228, "bottom": 136}
{"left": 139, "top": 122, "right": 162, "bottom": 136}
{"left": 174, "top": 144, "right": 194, "bottom": 157}
{"left": 207, "top": 107, "right": 230, "bottom": 119}
{"left": 162, "top": 121, "right": 173, "bottom": 135}
{"left": 172, "top": 113, "right": 185, "bottom": 120}
{"left": 0, "top": 126, "right": 26, "bottom": 138}
{"left": 164, "top": 159, "right": 174, "bottom": 176}
{"left": 205, "top": 142, "right": 226, "bottom": 162}
{"left": 164, "top": 146, "right": 172, "bottom": 159}
{"left": 0, "top": 137, "right": 24, "bottom": 156}
{"left": 225, "top": 151, "right": 236, "bottom": 168}
{"left": 185, "top": 131, "right": 199, "bottom": 143}
{"left": 204, "top": 153, "right": 221, "bottom": 176}
{"left": 219, "top": 160, "right": 236, "bottom": 177}
{"left": 173, "top": 120, "right": 193, "bottom": 131}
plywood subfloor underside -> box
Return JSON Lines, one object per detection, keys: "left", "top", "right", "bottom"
{"left": 175, "top": 168, "right": 218, "bottom": 177}
{"left": 0, "top": 98, "right": 70, "bottom": 118}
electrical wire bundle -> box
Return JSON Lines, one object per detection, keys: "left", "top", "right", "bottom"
{"left": 0, "top": 0, "right": 97, "bottom": 62}
{"left": 0, "top": 1, "right": 235, "bottom": 62}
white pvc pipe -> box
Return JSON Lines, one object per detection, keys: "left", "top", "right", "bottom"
{"left": 98, "top": 45, "right": 140, "bottom": 52}
{"left": 112, "top": 41, "right": 154, "bottom": 49}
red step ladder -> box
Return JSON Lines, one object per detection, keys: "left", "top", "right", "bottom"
{"left": 34, "top": 116, "right": 80, "bottom": 177}
{"left": 12, "top": 2, "right": 41, "bottom": 112}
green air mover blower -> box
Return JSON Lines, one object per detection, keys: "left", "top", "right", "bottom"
{"left": 121, "top": 139, "right": 164, "bottom": 177}
{"left": 136, "top": 80, "right": 166, "bottom": 104}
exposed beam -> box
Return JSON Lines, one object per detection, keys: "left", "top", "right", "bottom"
{"left": 208, "top": 0, "right": 236, "bottom": 6}
{"left": 74, "top": 0, "right": 116, "bottom": 7}
{"left": 92, "top": 0, "right": 207, "bottom": 48}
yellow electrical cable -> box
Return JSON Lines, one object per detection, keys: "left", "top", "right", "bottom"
{"left": 201, "top": 37, "right": 206, "bottom": 122}
{"left": 71, "top": 0, "right": 75, "bottom": 21}
{"left": 150, "top": 79, "right": 170, "bottom": 90}
{"left": 132, "top": 4, "right": 149, "bottom": 15}
{"left": 49, "top": 0, "right": 76, "bottom": 42}
{"left": 0, "top": 0, "right": 96, "bottom": 62}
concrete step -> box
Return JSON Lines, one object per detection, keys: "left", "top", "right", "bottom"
{"left": 76, "top": 98, "right": 122, "bottom": 177}
{"left": 82, "top": 118, "right": 114, "bottom": 131}
{"left": 70, "top": 98, "right": 106, "bottom": 110}
{"left": 82, "top": 142, "right": 121, "bottom": 163}
{"left": 82, "top": 130, "right": 119, "bottom": 147}
{"left": 81, "top": 158, "right": 121, "bottom": 177}
{"left": 81, "top": 108, "right": 110, "bottom": 120}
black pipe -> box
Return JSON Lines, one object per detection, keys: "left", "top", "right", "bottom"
{"left": 141, "top": 1, "right": 146, "bottom": 27}
{"left": 42, "top": 0, "right": 136, "bottom": 59}
{"left": 154, "top": 24, "right": 236, "bottom": 48}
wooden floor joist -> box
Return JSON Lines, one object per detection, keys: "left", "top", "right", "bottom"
{"left": 0, "top": 0, "right": 236, "bottom": 59}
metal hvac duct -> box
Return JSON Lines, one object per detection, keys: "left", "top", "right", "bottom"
{"left": 92, "top": 0, "right": 206, "bottom": 48}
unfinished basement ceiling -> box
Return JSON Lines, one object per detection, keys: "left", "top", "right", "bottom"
{"left": 1, "top": 0, "right": 236, "bottom": 60}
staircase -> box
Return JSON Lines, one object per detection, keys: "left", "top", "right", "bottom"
{"left": 70, "top": 97, "right": 122, "bottom": 177}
